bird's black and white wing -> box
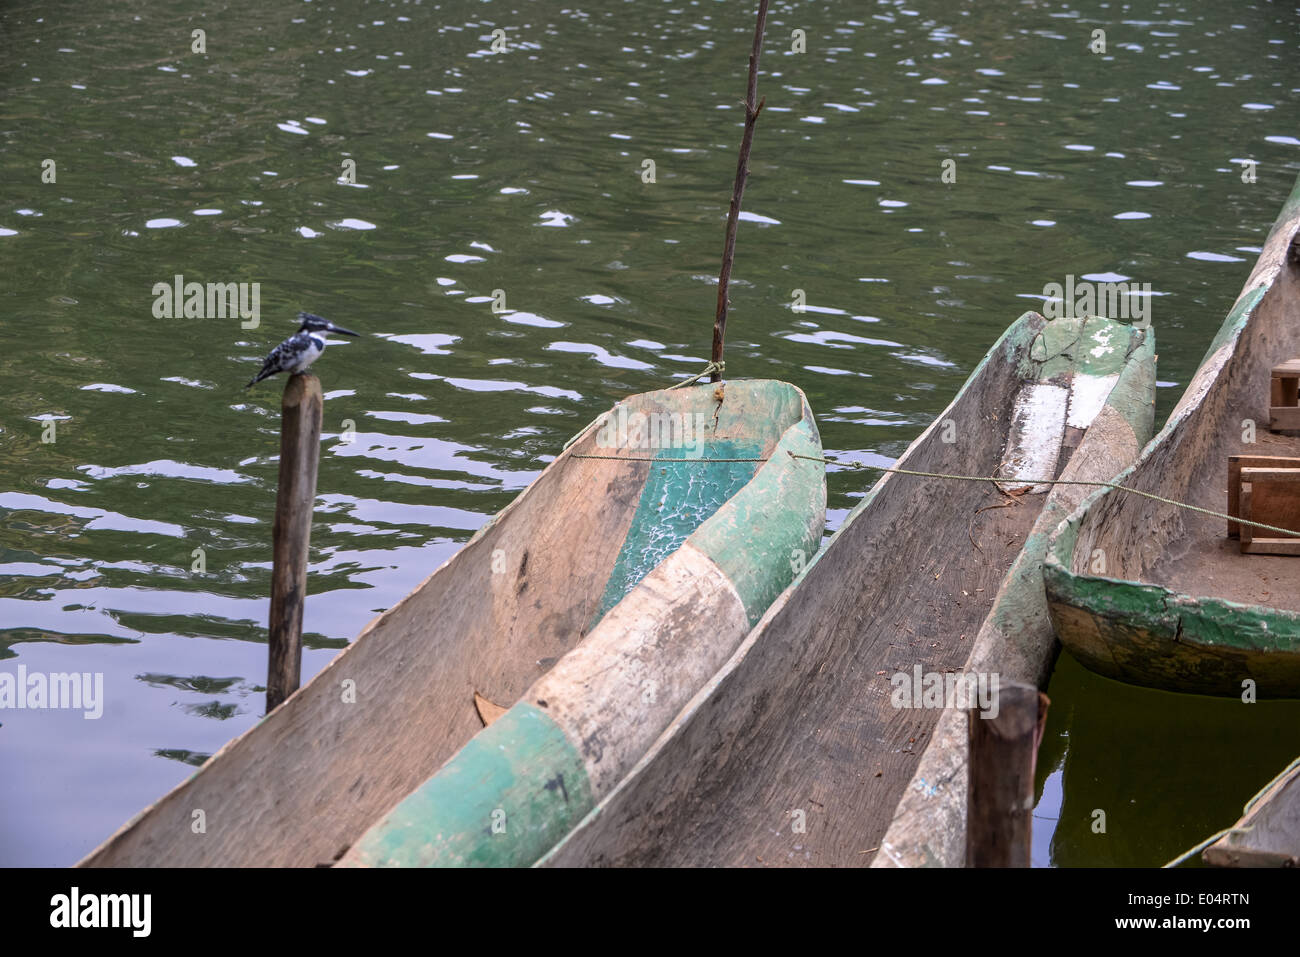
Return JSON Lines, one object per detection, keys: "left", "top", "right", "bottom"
{"left": 246, "top": 333, "right": 304, "bottom": 388}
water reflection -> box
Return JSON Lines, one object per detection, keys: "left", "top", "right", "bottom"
{"left": 0, "top": 0, "right": 1296, "bottom": 865}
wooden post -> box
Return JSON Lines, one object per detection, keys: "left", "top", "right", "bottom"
{"left": 710, "top": 0, "right": 770, "bottom": 382}
{"left": 966, "top": 680, "right": 1049, "bottom": 867}
{"left": 266, "top": 373, "right": 323, "bottom": 712}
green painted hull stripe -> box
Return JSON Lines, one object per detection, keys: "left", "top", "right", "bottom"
{"left": 1199, "top": 284, "right": 1267, "bottom": 370}
{"left": 1044, "top": 173, "right": 1300, "bottom": 690}
{"left": 346, "top": 703, "right": 593, "bottom": 867}
{"left": 1105, "top": 329, "right": 1158, "bottom": 447}
{"left": 591, "top": 439, "right": 762, "bottom": 628}
{"left": 988, "top": 330, "right": 1155, "bottom": 640}
{"left": 1031, "top": 314, "right": 1134, "bottom": 380}
{"left": 691, "top": 414, "right": 824, "bottom": 625}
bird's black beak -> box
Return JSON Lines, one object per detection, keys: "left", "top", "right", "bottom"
{"left": 328, "top": 324, "right": 361, "bottom": 337}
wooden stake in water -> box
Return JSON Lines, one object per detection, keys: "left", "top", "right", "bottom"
{"left": 266, "top": 373, "right": 323, "bottom": 712}
{"left": 966, "top": 681, "right": 1049, "bottom": 867}
{"left": 710, "top": 0, "right": 770, "bottom": 383}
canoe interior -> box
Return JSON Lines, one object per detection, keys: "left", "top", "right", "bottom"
{"left": 1204, "top": 759, "right": 1300, "bottom": 867}
{"left": 78, "top": 378, "right": 813, "bottom": 867}
{"left": 1153, "top": 434, "right": 1300, "bottom": 609}
{"left": 592, "top": 439, "right": 761, "bottom": 626}
{"left": 1046, "top": 176, "right": 1300, "bottom": 696}
{"left": 873, "top": 321, "right": 1155, "bottom": 868}
{"left": 541, "top": 311, "right": 1149, "bottom": 867}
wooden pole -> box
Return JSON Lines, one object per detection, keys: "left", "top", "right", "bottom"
{"left": 710, "top": 0, "right": 770, "bottom": 382}
{"left": 965, "top": 680, "right": 1050, "bottom": 867}
{"left": 266, "top": 373, "right": 323, "bottom": 712}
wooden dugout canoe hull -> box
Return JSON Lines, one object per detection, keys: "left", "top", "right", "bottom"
{"left": 1043, "top": 175, "right": 1300, "bottom": 698}
{"left": 538, "top": 311, "right": 1156, "bottom": 868}
{"left": 78, "top": 378, "right": 825, "bottom": 867}
{"left": 1204, "top": 758, "right": 1300, "bottom": 867}
{"left": 339, "top": 379, "right": 827, "bottom": 867}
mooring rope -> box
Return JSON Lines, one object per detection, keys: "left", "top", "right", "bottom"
{"left": 666, "top": 360, "right": 725, "bottom": 390}
{"left": 559, "top": 362, "right": 727, "bottom": 452}
{"left": 573, "top": 454, "right": 770, "bottom": 464}
{"left": 569, "top": 449, "right": 1300, "bottom": 539}
{"left": 1163, "top": 755, "right": 1300, "bottom": 867}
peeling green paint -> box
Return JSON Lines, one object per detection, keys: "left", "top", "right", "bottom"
{"left": 1102, "top": 329, "right": 1158, "bottom": 447}
{"left": 1030, "top": 314, "right": 1143, "bottom": 381}
{"left": 592, "top": 439, "right": 762, "bottom": 627}
{"left": 1044, "top": 555, "right": 1300, "bottom": 697}
{"left": 1199, "top": 284, "right": 1267, "bottom": 370}
{"left": 690, "top": 411, "right": 825, "bottom": 625}
{"left": 1043, "top": 171, "right": 1300, "bottom": 698}
{"left": 342, "top": 703, "right": 593, "bottom": 867}
{"left": 345, "top": 378, "right": 827, "bottom": 868}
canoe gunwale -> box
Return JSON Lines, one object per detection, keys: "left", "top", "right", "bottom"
{"left": 872, "top": 317, "right": 1156, "bottom": 868}
{"left": 1043, "top": 174, "right": 1300, "bottom": 697}
{"left": 340, "top": 379, "right": 827, "bottom": 867}
{"left": 1203, "top": 758, "right": 1300, "bottom": 868}
{"left": 537, "top": 311, "right": 1155, "bottom": 868}
{"left": 77, "top": 378, "right": 825, "bottom": 868}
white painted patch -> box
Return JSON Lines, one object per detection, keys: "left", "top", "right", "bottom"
{"left": 1067, "top": 372, "right": 1120, "bottom": 429}
{"left": 1088, "top": 325, "right": 1115, "bottom": 357}
{"left": 999, "top": 383, "right": 1067, "bottom": 493}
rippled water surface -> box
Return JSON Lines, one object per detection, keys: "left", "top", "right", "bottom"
{"left": 1, "top": 0, "right": 1297, "bottom": 866}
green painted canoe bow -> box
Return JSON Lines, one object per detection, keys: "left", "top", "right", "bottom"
{"left": 1043, "top": 173, "right": 1300, "bottom": 698}
{"left": 340, "top": 378, "right": 825, "bottom": 867}
{"left": 538, "top": 311, "right": 1156, "bottom": 868}
{"left": 78, "top": 378, "right": 825, "bottom": 867}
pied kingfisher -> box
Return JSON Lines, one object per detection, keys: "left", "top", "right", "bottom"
{"left": 245, "top": 312, "right": 360, "bottom": 388}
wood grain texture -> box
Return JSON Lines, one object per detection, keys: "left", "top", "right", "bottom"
{"left": 1045, "top": 172, "right": 1300, "bottom": 697}
{"left": 529, "top": 544, "right": 752, "bottom": 800}
{"left": 875, "top": 335, "right": 1155, "bottom": 869}
{"left": 541, "top": 312, "right": 1111, "bottom": 868}
{"left": 79, "top": 379, "right": 817, "bottom": 867}
{"left": 1228, "top": 455, "right": 1300, "bottom": 537}
{"left": 1204, "top": 760, "right": 1300, "bottom": 867}
{"left": 1270, "top": 406, "right": 1300, "bottom": 431}
{"left": 965, "top": 682, "right": 1047, "bottom": 868}
{"left": 267, "top": 373, "right": 323, "bottom": 712}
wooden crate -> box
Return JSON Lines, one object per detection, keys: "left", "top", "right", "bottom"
{"left": 1271, "top": 358, "right": 1300, "bottom": 432}
{"left": 1228, "top": 455, "right": 1300, "bottom": 555}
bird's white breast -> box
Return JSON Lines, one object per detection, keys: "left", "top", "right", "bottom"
{"left": 290, "top": 335, "right": 327, "bottom": 372}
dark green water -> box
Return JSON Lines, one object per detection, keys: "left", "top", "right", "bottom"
{"left": 0, "top": 0, "right": 1296, "bottom": 866}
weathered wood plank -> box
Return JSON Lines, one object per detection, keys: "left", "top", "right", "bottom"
{"left": 965, "top": 682, "right": 1047, "bottom": 868}
{"left": 79, "top": 379, "right": 823, "bottom": 867}
{"left": 1204, "top": 759, "right": 1300, "bottom": 868}
{"left": 1270, "top": 406, "right": 1300, "bottom": 431}
{"left": 1272, "top": 359, "right": 1300, "bottom": 414}
{"left": 1045, "top": 171, "right": 1300, "bottom": 697}
{"left": 267, "top": 373, "right": 323, "bottom": 713}
{"left": 1228, "top": 455, "right": 1300, "bottom": 537}
{"left": 540, "top": 312, "right": 1154, "bottom": 868}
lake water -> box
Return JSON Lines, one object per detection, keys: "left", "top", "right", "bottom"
{"left": 1, "top": 0, "right": 1297, "bottom": 866}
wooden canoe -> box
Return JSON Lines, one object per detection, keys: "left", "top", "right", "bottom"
{"left": 1203, "top": 757, "right": 1300, "bottom": 867}
{"left": 538, "top": 311, "right": 1156, "bottom": 868}
{"left": 1043, "top": 174, "right": 1300, "bottom": 698}
{"left": 78, "top": 378, "right": 825, "bottom": 867}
